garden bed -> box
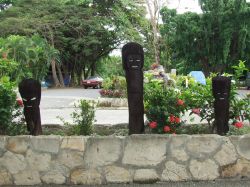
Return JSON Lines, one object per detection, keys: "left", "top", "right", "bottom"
{"left": 1, "top": 134, "right": 250, "bottom": 185}
{"left": 97, "top": 97, "right": 128, "bottom": 108}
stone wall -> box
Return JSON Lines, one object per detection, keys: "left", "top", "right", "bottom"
{"left": 1, "top": 134, "right": 250, "bottom": 185}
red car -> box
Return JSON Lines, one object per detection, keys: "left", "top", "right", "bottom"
{"left": 81, "top": 76, "right": 103, "bottom": 89}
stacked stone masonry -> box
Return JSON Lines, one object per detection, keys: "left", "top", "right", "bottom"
{"left": 0, "top": 134, "right": 250, "bottom": 185}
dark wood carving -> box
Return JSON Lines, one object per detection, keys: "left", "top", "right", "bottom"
{"left": 212, "top": 76, "right": 231, "bottom": 135}
{"left": 18, "top": 78, "right": 42, "bottom": 135}
{"left": 122, "top": 42, "right": 144, "bottom": 134}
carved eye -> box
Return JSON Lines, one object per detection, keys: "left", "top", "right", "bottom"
{"left": 23, "top": 98, "right": 27, "bottom": 101}
{"left": 129, "top": 59, "right": 133, "bottom": 62}
{"left": 31, "top": 97, "right": 37, "bottom": 101}
{"left": 136, "top": 59, "right": 140, "bottom": 62}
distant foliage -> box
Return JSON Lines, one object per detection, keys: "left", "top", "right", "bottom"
{"left": 160, "top": 0, "right": 250, "bottom": 75}
{"left": 96, "top": 56, "right": 124, "bottom": 78}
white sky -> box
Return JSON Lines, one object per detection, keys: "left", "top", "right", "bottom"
{"left": 168, "top": 0, "right": 202, "bottom": 14}
{"left": 168, "top": 0, "right": 250, "bottom": 14}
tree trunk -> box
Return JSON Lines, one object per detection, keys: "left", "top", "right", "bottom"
{"left": 77, "top": 70, "right": 82, "bottom": 86}
{"left": 56, "top": 63, "right": 65, "bottom": 87}
{"left": 69, "top": 70, "right": 75, "bottom": 87}
{"left": 91, "top": 63, "right": 96, "bottom": 76}
{"left": 51, "top": 59, "right": 60, "bottom": 87}
{"left": 146, "top": 0, "right": 161, "bottom": 65}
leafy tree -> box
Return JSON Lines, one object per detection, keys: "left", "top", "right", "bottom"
{"left": 0, "top": 0, "right": 148, "bottom": 86}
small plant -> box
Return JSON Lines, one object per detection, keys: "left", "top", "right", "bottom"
{"left": 71, "top": 100, "right": 95, "bottom": 135}
{"left": 58, "top": 100, "right": 95, "bottom": 135}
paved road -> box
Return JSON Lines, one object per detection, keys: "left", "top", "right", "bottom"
{"left": 40, "top": 88, "right": 129, "bottom": 125}
{"left": 40, "top": 88, "right": 249, "bottom": 126}
{"left": 40, "top": 88, "right": 201, "bottom": 126}
{"left": 8, "top": 180, "right": 250, "bottom": 187}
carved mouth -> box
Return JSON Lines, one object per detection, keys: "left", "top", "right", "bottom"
{"left": 26, "top": 106, "right": 33, "bottom": 108}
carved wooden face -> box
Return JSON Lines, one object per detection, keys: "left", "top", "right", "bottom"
{"left": 21, "top": 94, "right": 40, "bottom": 108}
{"left": 18, "top": 79, "right": 41, "bottom": 108}
{"left": 126, "top": 54, "right": 143, "bottom": 70}
{"left": 212, "top": 77, "right": 231, "bottom": 100}
{"left": 122, "top": 42, "right": 144, "bottom": 70}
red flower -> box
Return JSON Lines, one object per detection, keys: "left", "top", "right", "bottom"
{"left": 175, "top": 117, "right": 181, "bottom": 123}
{"left": 149, "top": 121, "right": 157, "bottom": 129}
{"left": 163, "top": 126, "right": 171, "bottom": 133}
{"left": 192, "top": 108, "right": 201, "bottom": 115}
{"left": 177, "top": 99, "right": 184, "bottom": 106}
{"left": 234, "top": 121, "right": 243, "bottom": 129}
{"left": 169, "top": 114, "right": 175, "bottom": 123}
{"left": 16, "top": 98, "right": 24, "bottom": 107}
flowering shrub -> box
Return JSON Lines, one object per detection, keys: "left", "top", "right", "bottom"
{"left": 144, "top": 81, "right": 187, "bottom": 134}
{"left": 100, "top": 76, "right": 127, "bottom": 98}
{"left": 145, "top": 74, "right": 250, "bottom": 135}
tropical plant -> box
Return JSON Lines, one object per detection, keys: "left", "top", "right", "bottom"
{"left": 0, "top": 58, "right": 18, "bottom": 81}
{"left": 232, "top": 60, "right": 249, "bottom": 86}
{"left": 0, "top": 76, "right": 26, "bottom": 135}
{"left": 0, "top": 35, "right": 58, "bottom": 82}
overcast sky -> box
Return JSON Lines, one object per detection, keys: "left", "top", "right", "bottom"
{"left": 167, "top": 0, "right": 250, "bottom": 14}
{"left": 168, "top": 0, "right": 202, "bottom": 14}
